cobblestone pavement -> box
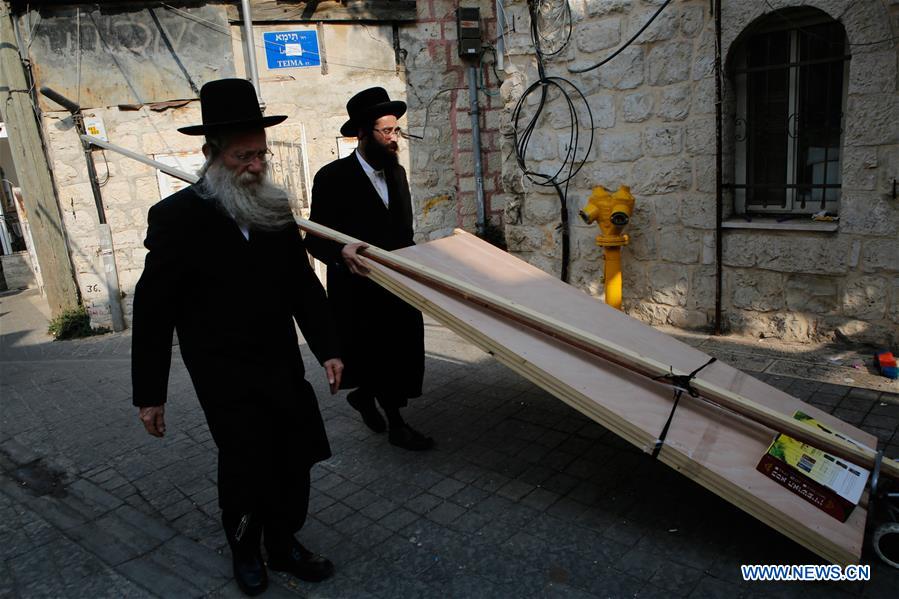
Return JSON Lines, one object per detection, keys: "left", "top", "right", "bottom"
{"left": 2, "top": 288, "right": 898, "bottom": 598}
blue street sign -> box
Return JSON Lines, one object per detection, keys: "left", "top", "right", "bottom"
{"left": 263, "top": 30, "right": 321, "bottom": 69}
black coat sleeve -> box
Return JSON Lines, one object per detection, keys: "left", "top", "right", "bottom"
{"left": 131, "top": 203, "right": 183, "bottom": 407}
{"left": 306, "top": 167, "right": 345, "bottom": 266}
{"left": 289, "top": 229, "right": 341, "bottom": 365}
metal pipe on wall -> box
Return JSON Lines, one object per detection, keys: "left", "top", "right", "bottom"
{"left": 467, "top": 65, "right": 486, "bottom": 236}
{"left": 240, "top": 0, "right": 263, "bottom": 108}
{"left": 714, "top": 0, "right": 723, "bottom": 335}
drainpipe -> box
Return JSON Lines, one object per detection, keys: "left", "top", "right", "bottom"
{"left": 40, "top": 86, "right": 125, "bottom": 332}
{"left": 467, "top": 65, "right": 486, "bottom": 236}
{"left": 240, "top": 0, "right": 264, "bottom": 108}
{"left": 714, "top": 0, "right": 723, "bottom": 335}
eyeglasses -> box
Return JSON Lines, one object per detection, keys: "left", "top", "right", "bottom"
{"left": 231, "top": 148, "right": 273, "bottom": 165}
{"left": 373, "top": 126, "right": 402, "bottom": 139}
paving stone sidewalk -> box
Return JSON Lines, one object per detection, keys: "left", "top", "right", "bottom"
{"left": 1, "top": 288, "right": 898, "bottom": 598}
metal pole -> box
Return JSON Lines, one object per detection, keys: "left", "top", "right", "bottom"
{"left": 74, "top": 118, "right": 125, "bottom": 332}
{"left": 73, "top": 116, "right": 108, "bottom": 225}
{"left": 240, "top": 0, "right": 264, "bottom": 108}
{"left": 714, "top": 0, "right": 723, "bottom": 335}
{"left": 467, "top": 65, "right": 486, "bottom": 236}
{"left": 495, "top": 0, "right": 505, "bottom": 71}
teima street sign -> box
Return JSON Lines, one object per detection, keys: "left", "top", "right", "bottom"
{"left": 263, "top": 30, "right": 321, "bottom": 69}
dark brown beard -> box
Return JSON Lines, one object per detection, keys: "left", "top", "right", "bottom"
{"left": 363, "top": 137, "right": 400, "bottom": 170}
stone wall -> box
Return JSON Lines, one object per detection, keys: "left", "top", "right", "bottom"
{"left": 36, "top": 1, "right": 505, "bottom": 328}
{"left": 33, "top": 0, "right": 896, "bottom": 343}
{"left": 43, "top": 104, "right": 203, "bottom": 326}
{"left": 499, "top": 0, "right": 898, "bottom": 345}
{"left": 41, "top": 17, "right": 409, "bottom": 328}
{"left": 719, "top": 0, "right": 899, "bottom": 345}
{"left": 402, "top": 0, "right": 506, "bottom": 241}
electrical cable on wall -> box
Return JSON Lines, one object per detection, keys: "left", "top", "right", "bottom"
{"left": 570, "top": 0, "right": 672, "bottom": 74}
{"left": 478, "top": 47, "right": 502, "bottom": 97}
{"left": 510, "top": 0, "right": 593, "bottom": 283}
{"left": 532, "top": 0, "right": 571, "bottom": 57}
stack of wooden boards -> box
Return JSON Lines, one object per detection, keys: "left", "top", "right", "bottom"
{"left": 301, "top": 223, "right": 884, "bottom": 565}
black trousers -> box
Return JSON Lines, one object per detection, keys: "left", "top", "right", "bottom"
{"left": 221, "top": 466, "right": 311, "bottom": 557}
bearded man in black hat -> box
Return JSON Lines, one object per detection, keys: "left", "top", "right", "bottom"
{"left": 305, "top": 87, "right": 433, "bottom": 451}
{"left": 132, "top": 78, "right": 341, "bottom": 596}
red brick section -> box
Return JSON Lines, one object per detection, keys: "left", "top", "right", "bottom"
{"left": 425, "top": 0, "right": 503, "bottom": 229}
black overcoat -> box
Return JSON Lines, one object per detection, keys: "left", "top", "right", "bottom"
{"left": 306, "top": 151, "right": 424, "bottom": 402}
{"left": 131, "top": 184, "right": 338, "bottom": 524}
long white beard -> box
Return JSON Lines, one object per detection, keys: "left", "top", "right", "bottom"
{"left": 197, "top": 159, "right": 297, "bottom": 231}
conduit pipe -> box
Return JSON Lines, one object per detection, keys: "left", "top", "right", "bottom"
{"left": 467, "top": 65, "right": 486, "bottom": 236}
{"left": 714, "top": 0, "right": 723, "bottom": 334}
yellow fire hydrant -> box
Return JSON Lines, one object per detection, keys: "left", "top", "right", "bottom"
{"left": 579, "top": 185, "right": 636, "bottom": 310}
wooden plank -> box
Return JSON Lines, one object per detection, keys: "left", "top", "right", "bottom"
{"left": 299, "top": 220, "right": 881, "bottom": 562}
{"left": 372, "top": 270, "right": 864, "bottom": 566}
{"left": 354, "top": 230, "right": 872, "bottom": 565}
{"left": 298, "top": 219, "right": 898, "bottom": 482}
{"left": 225, "top": 1, "right": 418, "bottom": 23}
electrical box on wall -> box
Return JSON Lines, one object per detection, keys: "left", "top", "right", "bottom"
{"left": 457, "top": 7, "right": 482, "bottom": 58}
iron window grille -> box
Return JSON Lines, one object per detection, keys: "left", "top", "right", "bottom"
{"left": 731, "top": 13, "right": 849, "bottom": 216}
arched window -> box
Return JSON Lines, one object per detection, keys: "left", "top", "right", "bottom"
{"left": 730, "top": 9, "right": 849, "bottom": 216}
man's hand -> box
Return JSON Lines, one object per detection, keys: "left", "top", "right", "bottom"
{"left": 139, "top": 405, "right": 166, "bottom": 437}
{"left": 324, "top": 358, "right": 344, "bottom": 394}
{"left": 341, "top": 242, "right": 370, "bottom": 276}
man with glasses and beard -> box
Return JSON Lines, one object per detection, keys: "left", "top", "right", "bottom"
{"left": 132, "top": 79, "right": 342, "bottom": 596}
{"left": 306, "top": 87, "right": 433, "bottom": 452}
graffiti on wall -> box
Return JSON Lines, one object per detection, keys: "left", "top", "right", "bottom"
{"left": 25, "top": 4, "right": 235, "bottom": 110}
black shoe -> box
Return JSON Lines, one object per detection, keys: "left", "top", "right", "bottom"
{"left": 388, "top": 424, "right": 434, "bottom": 451}
{"left": 233, "top": 553, "right": 268, "bottom": 596}
{"left": 267, "top": 539, "right": 335, "bottom": 582}
{"left": 347, "top": 390, "right": 386, "bottom": 433}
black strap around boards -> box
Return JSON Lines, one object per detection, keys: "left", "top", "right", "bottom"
{"left": 650, "top": 357, "right": 717, "bottom": 459}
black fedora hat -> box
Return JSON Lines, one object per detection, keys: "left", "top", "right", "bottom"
{"left": 340, "top": 87, "right": 406, "bottom": 137}
{"left": 178, "top": 78, "right": 287, "bottom": 136}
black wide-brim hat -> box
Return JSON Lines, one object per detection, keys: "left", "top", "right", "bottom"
{"left": 178, "top": 78, "right": 287, "bottom": 136}
{"left": 340, "top": 87, "right": 406, "bottom": 137}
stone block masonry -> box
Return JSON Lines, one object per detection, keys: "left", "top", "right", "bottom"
{"left": 28, "top": 0, "right": 896, "bottom": 345}
{"left": 33, "top": 3, "right": 509, "bottom": 329}
{"left": 403, "top": 0, "right": 506, "bottom": 242}
{"left": 497, "top": 0, "right": 899, "bottom": 346}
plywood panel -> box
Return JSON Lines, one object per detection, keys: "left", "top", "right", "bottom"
{"left": 368, "top": 230, "right": 873, "bottom": 565}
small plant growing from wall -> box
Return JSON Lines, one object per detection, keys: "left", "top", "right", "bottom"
{"left": 47, "top": 306, "right": 110, "bottom": 340}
